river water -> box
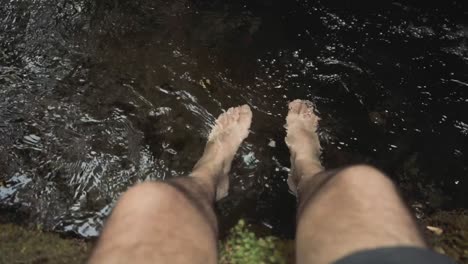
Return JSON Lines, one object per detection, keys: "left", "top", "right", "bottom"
{"left": 0, "top": 0, "right": 467, "bottom": 238}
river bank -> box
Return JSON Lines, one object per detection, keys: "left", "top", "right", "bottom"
{"left": 1, "top": 210, "right": 466, "bottom": 263}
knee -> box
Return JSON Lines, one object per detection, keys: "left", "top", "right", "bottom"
{"left": 119, "top": 181, "right": 183, "bottom": 207}
{"left": 332, "top": 165, "right": 395, "bottom": 190}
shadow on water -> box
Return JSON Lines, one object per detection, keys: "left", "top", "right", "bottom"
{"left": 0, "top": 0, "right": 467, "bottom": 238}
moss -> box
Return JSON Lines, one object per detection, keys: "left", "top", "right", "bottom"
{"left": 0, "top": 224, "right": 91, "bottom": 264}
{"left": 0, "top": 211, "right": 467, "bottom": 263}
{"left": 220, "top": 219, "right": 294, "bottom": 264}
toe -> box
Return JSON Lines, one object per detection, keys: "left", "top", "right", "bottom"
{"left": 223, "top": 107, "right": 233, "bottom": 123}
{"left": 238, "top": 105, "right": 252, "bottom": 128}
{"left": 217, "top": 111, "right": 229, "bottom": 128}
{"left": 230, "top": 107, "right": 240, "bottom": 122}
{"left": 298, "top": 100, "right": 313, "bottom": 114}
{"left": 227, "top": 107, "right": 235, "bottom": 115}
{"left": 288, "top": 99, "right": 302, "bottom": 114}
{"left": 239, "top": 104, "right": 251, "bottom": 114}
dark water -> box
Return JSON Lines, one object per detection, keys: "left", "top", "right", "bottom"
{"left": 1, "top": 0, "right": 467, "bottom": 238}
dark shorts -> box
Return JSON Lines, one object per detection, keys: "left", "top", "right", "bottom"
{"left": 334, "top": 247, "right": 455, "bottom": 264}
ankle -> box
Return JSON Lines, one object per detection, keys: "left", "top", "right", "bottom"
{"left": 293, "top": 158, "right": 323, "bottom": 181}
{"left": 293, "top": 154, "right": 322, "bottom": 167}
{"left": 187, "top": 175, "right": 217, "bottom": 200}
{"left": 192, "top": 154, "right": 223, "bottom": 174}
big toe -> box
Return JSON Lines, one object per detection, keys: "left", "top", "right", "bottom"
{"left": 239, "top": 105, "right": 252, "bottom": 125}
{"left": 288, "top": 99, "right": 303, "bottom": 114}
{"left": 289, "top": 99, "right": 313, "bottom": 114}
{"left": 298, "top": 100, "right": 314, "bottom": 115}
{"left": 239, "top": 104, "right": 251, "bottom": 114}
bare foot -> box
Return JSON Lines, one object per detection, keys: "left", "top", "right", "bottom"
{"left": 285, "top": 100, "right": 323, "bottom": 195}
{"left": 191, "top": 105, "right": 252, "bottom": 200}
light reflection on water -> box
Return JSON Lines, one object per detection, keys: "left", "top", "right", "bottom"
{"left": 0, "top": 0, "right": 467, "bottom": 237}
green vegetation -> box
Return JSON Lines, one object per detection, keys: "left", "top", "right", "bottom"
{"left": 423, "top": 210, "right": 468, "bottom": 263}
{"left": 0, "top": 211, "right": 466, "bottom": 263}
{"left": 220, "top": 219, "right": 293, "bottom": 264}
{"left": 0, "top": 224, "right": 90, "bottom": 264}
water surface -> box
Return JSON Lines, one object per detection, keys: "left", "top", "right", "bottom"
{"left": 1, "top": 0, "right": 467, "bottom": 238}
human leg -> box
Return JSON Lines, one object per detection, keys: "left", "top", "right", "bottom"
{"left": 88, "top": 105, "right": 252, "bottom": 264}
{"left": 285, "top": 100, "right": 426, "bottom": 264}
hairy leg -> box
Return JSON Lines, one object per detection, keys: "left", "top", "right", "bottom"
{"left": 285, "top": 100, "right": 426, "bottom": 264}
{"left": 88, "top": 105, "right": 252, "bottom": 264}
